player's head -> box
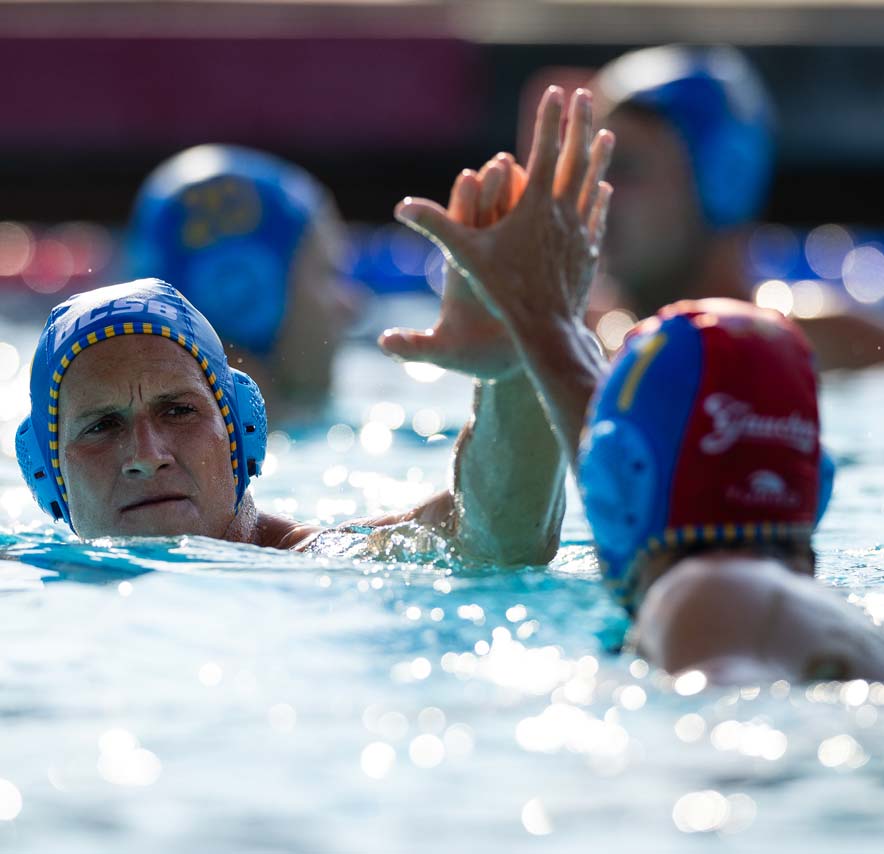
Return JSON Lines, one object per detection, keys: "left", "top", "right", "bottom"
{"left": 128, "top": 144, "right": 355, "bottom": 402}
{"left": 16, "top": 279, "right": 267, "bottom": 538}
{"left": 577, "top": 298, "right": 833, "bottom": 614}
{"left": 594, "top": 45, "right": 774, "bottom": 307}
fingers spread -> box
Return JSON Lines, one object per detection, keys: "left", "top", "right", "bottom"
{"left": 510, "top": 162, "right": 529, "bottom": 210}
{"left": 578, "top": 129, "right": 615, "bottom": 221}
{"left": 377, "top": 327, "right": 440, "bottom": 363}
{"left": 493, "top": 152, "right": 516, "bottom": 222}
{"left": 526, "top": 86, "right": 565, "bottom": 196}
{"left": 477, "top": 160, "right": 507, "bottom": 228}
{"left": 556, "top": 88, "right": 593, "bottom": 204}
{"left": 587, "top": 181, "right": 613, "bottom": 254}
{"left": 395, "top": 196, "right": 471, "bottom": 263}
{"left": 448, "top": 169, "right": 480, "bottom": 226}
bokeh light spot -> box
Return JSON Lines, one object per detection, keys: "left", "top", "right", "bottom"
{"left": 596, "top": 309, "right": 636, "bottom": 352}
{"left": 805, "top": 224, "right": 853, "bottom": 280}
{"left": 753, "top": 279, "right": 793, "bottom": 316}
{"left": 0, "top": 779, "right": 23, "bottom": 821}
{"left": 843, "top": 246, "right": 884, "bottom": 304}
{"left": 361, "top": 742, "right": 395, "bottom": 780}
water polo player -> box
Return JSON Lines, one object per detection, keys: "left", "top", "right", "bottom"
{"left": 16, "top": 88, "right": 612, "bottom": 566}
{"left": 396, "top": 88, "right": 884, "bottom": 682}
{"left": 593, "top": 44, "right": 884, "bottom": 369}
{"left": 128, "top": 145, "right": 361, "bottom": 416}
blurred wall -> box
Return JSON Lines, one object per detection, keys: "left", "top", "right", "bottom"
{"left": 0, "top": 4, "right": 882, "bottom": 225}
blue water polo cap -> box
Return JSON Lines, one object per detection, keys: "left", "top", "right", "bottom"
{"left": 597, "top": 45, "right": 774, "bottom": 228}
{"left": 577, "top": 299, "right": 832, "bottom": 614}
{"left": 128, "top": 145, "right": 325, "bottom": 354}
{"left": 16, "top": 279, "right": 267, "bottom": 530}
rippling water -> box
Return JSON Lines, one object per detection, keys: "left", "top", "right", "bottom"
{"left": 1, "top": 299, "right": 884, "bottom": 852}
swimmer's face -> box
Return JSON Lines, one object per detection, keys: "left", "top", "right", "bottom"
{"left": 276, "top": 203, "right": 362, "bottom": 402}
{"left": 58, "top": 335, "right": 237, "bottom": 539}
{"left": 601, "top": 107, "right": 708, "bottom": 315}
{"left": 229, "top": 201, "right": 363, "bottom": 410}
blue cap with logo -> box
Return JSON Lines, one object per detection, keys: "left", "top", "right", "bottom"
{"left": 597, "top": 44, "right": 774, "bottom": 228}
{"left": 128, "top": 144, "right": 324, "bottom": 354}
{"left": 16, "top": 279, "right": 267, "bottom": 531}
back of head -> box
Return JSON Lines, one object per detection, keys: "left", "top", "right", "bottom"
{"left": 596, "top": 44, "right": 774, "bottom": 229}
{"left": 128, "top": 145, "right": 326, "bottom": 354}
{"left": 578, "top": 298, "right": 834, "bottom": 613}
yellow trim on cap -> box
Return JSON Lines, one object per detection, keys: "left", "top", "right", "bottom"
{"left": 617, "top": 332, "right": 667, "bottom": 413}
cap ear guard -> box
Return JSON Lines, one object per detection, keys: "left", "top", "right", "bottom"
{"left": 15, "top": 417, "right": 68, "bottom": 524}
{"left": 231, "top": 369, "right": 267, "bottom": 480}
{"left": 577, "top": 418, "right": 659, "bottom": 588}
{"left": 816, "top": 446, "right": 836, "bottom": 526}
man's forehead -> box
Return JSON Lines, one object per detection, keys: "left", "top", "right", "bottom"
{"left": 59, "top": 335, "right": 209, "bottom": 402}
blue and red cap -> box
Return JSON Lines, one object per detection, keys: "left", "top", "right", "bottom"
{"left": 15, "top": 279, "right": 267, "bottom": 531}
{"left": 578, "top": 298, "right": 834, "bottom": 613}
{"left": 596, "top": 44, "right": 774, "bottom": 228}
{"left": 128, "top": 144, "right": 324, "bottom": 354}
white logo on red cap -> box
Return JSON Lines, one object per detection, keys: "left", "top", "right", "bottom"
{"left": 700, "top": 393, "right": 816, "bottom": 455}
{"left": 726, "top": 469, "right": 801, "bottom": 509}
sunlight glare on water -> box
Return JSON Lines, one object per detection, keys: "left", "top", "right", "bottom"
{"left": 2, "top": 304, "right": 884, "bottom": 853}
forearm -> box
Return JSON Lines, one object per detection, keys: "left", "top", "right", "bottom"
{"left": 507, "top": 313, "right": 607, "bottom": 464}
{"left": 446, "top": 370, "right": 568, "bottom": 565}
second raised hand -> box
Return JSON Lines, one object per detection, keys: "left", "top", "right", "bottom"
{"left": 378, "top": 152, "right": 531, "bottom": 380}
{"left": 394, "top": 87, "right": 615, "bottom": 339}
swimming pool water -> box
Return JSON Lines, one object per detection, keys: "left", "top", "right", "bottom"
{"left": 1, "top": 297, "right": 883, "bottom": 853}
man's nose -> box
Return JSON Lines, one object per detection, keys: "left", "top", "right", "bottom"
{"left": 122, "top": 417, "right": 174, "bottom": 478}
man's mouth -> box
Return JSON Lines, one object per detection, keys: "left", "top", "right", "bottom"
{"left": 120, "top": 495, "right": 190, "bottom": 513}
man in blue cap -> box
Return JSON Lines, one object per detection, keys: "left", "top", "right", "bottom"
{"left": 16, "top": 88, "right": 613, "bottom": 566}
{"left": 592, "top": 44, "right": 884, "bottom": 369}
{"left": 128, "top": 145, "right": 362, "bottom": 419}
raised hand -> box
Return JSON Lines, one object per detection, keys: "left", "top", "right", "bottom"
{"left": 378, "top": 153, "right": 529, "bottom": 379}
{"left": 393, "top": 87, "right": 616, "bottom": 459}
{"left": 394, "top": 87, "right": 614, "bottom": 341}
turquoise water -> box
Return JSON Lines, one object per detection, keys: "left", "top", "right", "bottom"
{"left": 1, "top": 297, "right": 884, "bottom": 852}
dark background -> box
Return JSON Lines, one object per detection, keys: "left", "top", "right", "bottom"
{"left": 1, "top": 1, "right": 883, "bottom": 227}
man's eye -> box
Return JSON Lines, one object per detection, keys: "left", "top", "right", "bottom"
{"left": 83, "top": 417, "right": 118, "bottom": 436}
{"left": 166, "top": 404, "right": 198, "bottom": 418}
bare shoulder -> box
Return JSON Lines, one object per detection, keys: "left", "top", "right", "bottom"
{"left": 254, "top": 512, "right": 323, "bottom": 551}
{"left": 797, "top": 312, "right": 884, "bottom": 370}
{"left": 636, "top": 557, "right": 777, "bottom": 675}
{"left": 636, "top": 556, "right": 884, "bottom": 682}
